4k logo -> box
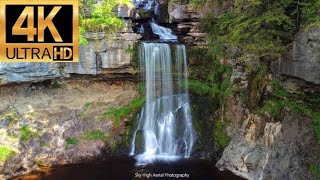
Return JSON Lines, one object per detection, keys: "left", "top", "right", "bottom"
{"left": 12, "top": 6, "right": 63, "bottom": 42}
{"left": 0, "top": 0, "right": 79, "bottom": 62}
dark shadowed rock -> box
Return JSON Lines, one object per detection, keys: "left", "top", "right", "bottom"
{"left": 134, "top": 130, "right": 145, "bottom": 154}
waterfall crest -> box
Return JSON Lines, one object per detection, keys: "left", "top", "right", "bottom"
{"left": 130, "top": 43, "right": 195, "bottom": 165}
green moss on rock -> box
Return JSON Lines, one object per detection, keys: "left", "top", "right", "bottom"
{"left": 103, "top": 96, "right": 145, "bottom": 126}
{"left": 65, "top": 137, "right": 78, "bottom": 146}
{"left": 310, "top": 164, "right": 320, "bottom": 179}
{"left": 256, "top": 80, "right": 320, "bottom": 143}
{"left": 82, "top": 130, "right": 107, "bottom": 141}
{"left": 20, "top": 125, "right": 35, "bottom": 141}
{"left": 0, "top": 145, "right": 15, "bottom": 162}
{"left": 213, "top": 119, "right": 230, "bottom": 149}
{"left": 248, "top": 64, "right": 269, "bottom": 110}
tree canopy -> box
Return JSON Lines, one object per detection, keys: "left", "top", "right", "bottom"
{"left": 200, "top": 0, "right": 320, "bottom": 71}
{"left": 79, "top": 0, "right": 133, "bottom": 44}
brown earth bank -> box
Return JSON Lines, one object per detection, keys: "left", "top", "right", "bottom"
{"left": 0, "top": 79, "right": 138, "bottom": 179}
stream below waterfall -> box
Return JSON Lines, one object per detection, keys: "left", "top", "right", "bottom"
{"left": 14, "top": 156, "right": 244, "bottom": 180}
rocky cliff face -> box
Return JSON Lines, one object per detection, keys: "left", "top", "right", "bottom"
{"left": 0, "top": 63, "right": 61, "bottom": 85}
{"left": 0, "top": 7, "right": 140, "bottom": 86}
{"left": 272, "top": 26, "right": 320, "bottom": 85}
{"left": 216, "top": 25, "right": 320, "bottom": 180}
{"left": 66, "top": 31, "right": 140, "bottom": 75}
{"left": 173, "top": 2, "right": 320, "bottom": 180}
{"left": 168, "top": 2, "right": 207, "bottom": 46}
{"left": 217, "top": 95, "right": 319, "bottom": 180}
{"left": 171, "top": 3, "right": 320, "bottom": 179}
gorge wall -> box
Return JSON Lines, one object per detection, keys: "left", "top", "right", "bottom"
{"left": 217, "top": 95, "right": 319, "bottom": 180}
{"left": 176, "top": 1, "right": 320, "bottom": 179}
{"left": 0, "top": 0, "right": 320, "bottom": 179}
{"left": 210, "top": 6, "right": 320, "bottom": 180}
{"left": 272, "top": 26, "right": 320, "bottom": 85}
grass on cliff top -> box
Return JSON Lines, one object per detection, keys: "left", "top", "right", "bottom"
{"left": 103, "top": 96, "right": 145, "bottom": 126}
{"left": 0, "top": 145, "right": 15, "bottom": 162}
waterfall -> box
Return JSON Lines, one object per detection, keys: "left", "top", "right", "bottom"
{"left": 132, "top": 0, "right": 177, "bottom": 40}
{"left": 130, "top": 43, "right": 195, "bottom": 165}
{"left": 138, "top": 25, "right": 145, "bottom": 34}
{"left": 150, "top": 23, "right": 177, "bottom": 40}
{"left": 132, "top": 0, "right": 155, "bottom": 10}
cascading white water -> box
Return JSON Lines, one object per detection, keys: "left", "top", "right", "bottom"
{"left": 130, "top": 43, "right": 195, "bottom": 165}
{"left": 131, "top": 0, "right": 177, "bottom": 40}
{"left": 132, "top": 0, "right": 155, "bottom": 10}
{"left": 150, "top": 23, "right": 177, "bottom": 40}
{"left": 138, "top": 25, "right": 145, "bottom": 34}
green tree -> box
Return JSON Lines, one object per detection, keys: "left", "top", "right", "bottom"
{"left": 79, "top": 0, "right": 133, "bottom": 44}
{"left": 302, "top": 0, "right": 320, "bottom": 27}
{"left": 201, "top": 0, "right": 320, "bottom": 71}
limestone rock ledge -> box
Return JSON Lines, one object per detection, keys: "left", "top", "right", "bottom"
{"left": 0, "top": 23, "right": 141, "bottom": 86}
{"left": 168, "top": 2, "right": 207, "bottom": 46}
{"left": 0, "top": 63, "right": 61, "bottom": 85}
{"left": 66, "top": 31, "right": 141, "bottom": 75}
